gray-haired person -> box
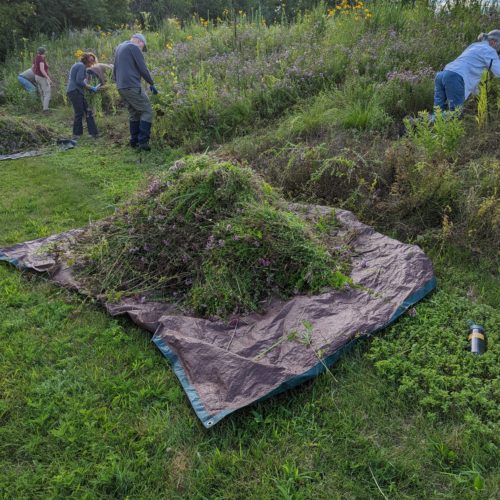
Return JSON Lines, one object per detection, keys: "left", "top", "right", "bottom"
{"left": 434, "top": 29, "right": 500, "bottom": 111}
{"left": 113, "top": 33, "right": 158, "bottom": 151}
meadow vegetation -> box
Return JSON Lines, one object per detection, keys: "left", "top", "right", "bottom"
{"left": 0, "top": 1, "right": 499, "bottom": 497}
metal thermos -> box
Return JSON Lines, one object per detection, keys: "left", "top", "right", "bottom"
{"left": 468, "top": 324, "right": 486, "bottom": 355}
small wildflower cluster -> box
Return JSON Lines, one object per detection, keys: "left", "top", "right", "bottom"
{"left": 327, "top": 0, "right": 372, "bottom": 19}
{"left": 386, "top": 67, "right": 435, "bottom": 84}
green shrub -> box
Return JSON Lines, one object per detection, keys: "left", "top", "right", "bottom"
{"left": 457, "top": 158, "right": 500, "bottom": 248}
{"left": 332, "top": 79, "right": 392, "bottom": 131}
{"left": 379, "top": 77, "right": 434, "bottom": 120}
{"left": 404, "top": 108, "right": 465, "bottom": 160}
{"left": 383, "top": 154, "right": 460, "bottom": 231}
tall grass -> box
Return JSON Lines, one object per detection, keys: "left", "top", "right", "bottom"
{"left": 2, "top": 2, "right": 497, "bottom": 145}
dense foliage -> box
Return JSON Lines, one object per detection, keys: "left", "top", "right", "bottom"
{"left": 0, "top": 0, "right": 336, "bottom": 62}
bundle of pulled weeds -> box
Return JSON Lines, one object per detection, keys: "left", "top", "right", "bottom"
{"left": 62, "top": 155, "right": 351, "bottom": 318}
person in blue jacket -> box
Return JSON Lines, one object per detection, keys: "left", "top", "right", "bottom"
{"left": 66, "top": 52, "right": 100, "bottom": 140}
{"left": 113, "top": 33, "right": 158, "bottom": 151}
{"left": 434, "top": 29, "right": 500, "bottom": 111}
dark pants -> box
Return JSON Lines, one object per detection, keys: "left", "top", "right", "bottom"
{"left": 67, "top": 89, "right": 98, "bottom": 136}
{"left": 118, "top": 87, "right": 152, "bottom": 145}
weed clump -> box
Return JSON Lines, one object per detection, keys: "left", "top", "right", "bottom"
{"left": 0, "top": 114, "right": 55, "bottom": 154}
{"left": 67, "top": 155, "right": 350, "bottom": 318}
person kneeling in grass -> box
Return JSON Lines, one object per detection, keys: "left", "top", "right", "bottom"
{"left": 434, "top": 29, "right": 500, "bottom": 112}
{"left": 66, "top": 52, "right": 100, "bottom": 140}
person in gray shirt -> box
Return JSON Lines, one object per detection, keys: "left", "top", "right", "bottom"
{"left": 66, "top": 52, "right": 100, "bottom": 139}
{"left": 113, "top": 33, "right": 158, "bottom": 151}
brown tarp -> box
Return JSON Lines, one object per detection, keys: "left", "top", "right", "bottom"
{"left": 0, "top": 206, "right": 435, "bottom": 427}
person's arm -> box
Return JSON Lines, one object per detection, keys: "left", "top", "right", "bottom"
{"left": 490, "top": 58, "right": 500, "bottom": 78}
{"left": 131, "top": 46, "right": 154, "bottom": 85}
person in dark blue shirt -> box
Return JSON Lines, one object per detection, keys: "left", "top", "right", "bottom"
{"left": 113, "top": 33, "right": 158, "bottom": 151}
{"left": 66, "top": 52, "right": 100, "bottom": 140}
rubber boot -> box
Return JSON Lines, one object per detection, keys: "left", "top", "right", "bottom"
{"left": 129, "top": 121, "right": 140, "bottom": 147}
{"left": 138, "top": 120, "right": 152, "bottom": 151}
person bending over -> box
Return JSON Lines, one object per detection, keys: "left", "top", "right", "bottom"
{"left": 434, "top": 29, "right": 500, "bottom": 112}
{"left": 17, "top": 68, "right": 37, "bottom": 94}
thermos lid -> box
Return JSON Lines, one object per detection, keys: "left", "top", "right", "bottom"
{"left": 469, "top": 323, "right": 484, "bottom": 333}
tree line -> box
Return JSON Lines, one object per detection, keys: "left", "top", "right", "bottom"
{"left": 0, "top": 0, "right": 321, "bottom": 61}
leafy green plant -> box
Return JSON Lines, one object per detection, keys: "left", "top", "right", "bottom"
{"left": 332, "top": 79, "right": 392, "bottom": 131}
{"left": 404, "top": 108, "right": 465, "bottom": 159}
{"left": 475, "top": 71, "right": 488, "bottom": 128}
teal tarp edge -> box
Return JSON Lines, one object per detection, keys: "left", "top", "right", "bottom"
{"left": 0, "top": 249, "right": 437, "bottom": 429}
{"left": 153, "top": 275, "right": 437, "bottom": 429}
{"left": 0, "top": 252, "right": 19, "bottom": 267}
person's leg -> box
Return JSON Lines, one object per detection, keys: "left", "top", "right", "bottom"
{"left": 82, "top": 95, "right": 98, "bottom": 137}
{"left": 68, "top": 90, "right": 84, "bottom": 137}
{"left": 134, "top": 90, "right": 153, "bottom": 149}
{"left": 35, "top": 76, "right": 51, "bottom": 111}
{"left": 129, "top": 121, "right": 140, "bottom": 147}
{"left": 44, "top": 80, "right": 51, "bottom": 111}
{"left": 441, "top": 70, "right": 465, "bottom": 111}
{"left": 35, "top": 75, "right": 44, "bottom": 109}
{"left": 433, "top": 71, "right": 447, "bottom": 110}
{"left": 119, "top": 89, "right": 142, "bottom": 146}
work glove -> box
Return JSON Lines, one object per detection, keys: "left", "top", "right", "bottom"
{"left": 89, "top": 85, "right": 99, "bottom": 93}
{"left": 150, "top": 84, "right": 159, "bottom": 95}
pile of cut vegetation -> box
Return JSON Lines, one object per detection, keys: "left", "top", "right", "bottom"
{"left": 64, "top": 155, "right": 350, "bottom": 318}
{"left": 0, "top": 114, "right": 54, "bottom": 154}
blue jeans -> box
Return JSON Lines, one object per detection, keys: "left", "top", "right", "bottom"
{"left": 434, "top": 70, "right": 465, "bottom": 111}
{"left": 18, "top": 75, "right": 37, "bottom": 93}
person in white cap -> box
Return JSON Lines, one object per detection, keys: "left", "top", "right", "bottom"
{"left": 113, "top": 33, "right": 158, "bottom": 151}
{"left": 434, "top": 29, "right": 500, "bottom": 111}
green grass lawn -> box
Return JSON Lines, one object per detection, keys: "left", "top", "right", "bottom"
{"left": 1, "top": 113, "right": 498, "bottom": 498}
